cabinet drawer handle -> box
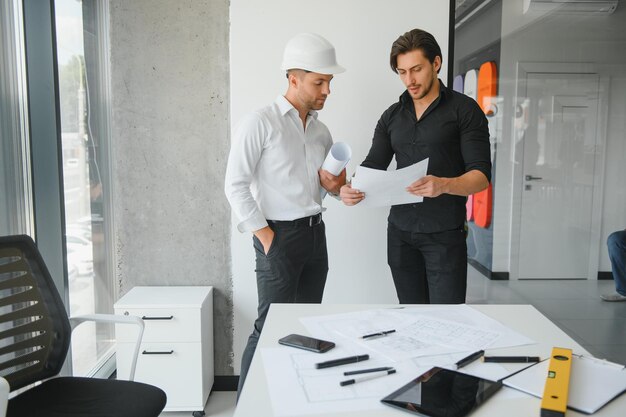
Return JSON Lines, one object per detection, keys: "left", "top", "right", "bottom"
{"left": 141, "top": 315, "right": 174, "bottom": 320}
{"left": 142, "top": 350, "right": 174, "bottom": 355}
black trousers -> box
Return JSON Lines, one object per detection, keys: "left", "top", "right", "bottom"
{"left": 387, "top": 222, "right": 467, "bottom": 304}
{"left": 237, "top": 217, "right": 328, "bottom": 396}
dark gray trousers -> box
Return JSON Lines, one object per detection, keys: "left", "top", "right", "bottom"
{"left": 237, "top": 219, "right": 328, "bottom": 397}
{"left": 387, "top": 222, "right": 467, "bottom": 304}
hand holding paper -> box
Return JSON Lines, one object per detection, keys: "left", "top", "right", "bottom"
{"left": 350, "top": 158, "right": 429, "bottom": 207}
{"left": 406, "top": 174, "right": 449, "bottom": 198}
{"left": 339, "top": 183, "right": 365, "bottom": 206}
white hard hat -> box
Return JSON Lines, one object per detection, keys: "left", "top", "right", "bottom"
{"left": 281, "top": 33, "right": 345, "bottom": 75}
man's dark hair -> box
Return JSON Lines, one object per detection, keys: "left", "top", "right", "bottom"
{"left": 390, "top": 29, "right": 442, "bottom": 74}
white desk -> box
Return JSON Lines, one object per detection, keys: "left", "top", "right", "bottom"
{"left": 234, "top": 304, "right": 625, "bottom": 417}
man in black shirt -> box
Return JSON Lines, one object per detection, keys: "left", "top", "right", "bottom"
{"left": 340, "top": 29, "right": 491, "bottom": 304}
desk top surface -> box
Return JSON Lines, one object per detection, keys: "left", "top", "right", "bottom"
{"left": 234, "top": 303, "right": 625, "bottom": 417}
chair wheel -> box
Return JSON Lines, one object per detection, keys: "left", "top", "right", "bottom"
{"left": 192, "top": 411, "right": 205, "bottom": 417}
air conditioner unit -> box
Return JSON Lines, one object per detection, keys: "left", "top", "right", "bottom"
{"left": 523, "top": 0, "right": 618, "bottom": 14}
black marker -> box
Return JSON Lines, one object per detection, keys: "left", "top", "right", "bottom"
{"left": 455, "top": 350, "right": 484, "bottom": 369}
{"left": 344, "top": 366, "right": 394, "bottom": 376}
{"left": 482, "top": 356, "right": 540, "bottom": 363}
{"left": 315, "top": 354, "right": 369, "bottom": 369}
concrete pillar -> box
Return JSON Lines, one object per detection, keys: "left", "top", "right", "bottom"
{"left": 109, "top": 0, "right": 232, "bottom": 374}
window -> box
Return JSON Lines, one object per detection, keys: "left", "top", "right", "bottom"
{"left": 54, "top": 0, "right": 116, "bottom": 377}
{"left": 0, "top": 0, "right": 33, "bottom": 237}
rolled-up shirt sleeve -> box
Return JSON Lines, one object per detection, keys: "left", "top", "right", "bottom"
{"left": 224, "top": 113, "right": 268, "bottom": 233}
{"left": 459, "top": 100, "right": 491, "bottom": 182}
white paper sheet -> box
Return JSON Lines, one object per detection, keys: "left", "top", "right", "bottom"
{"left": 259, "top": 306, "right": 538, "bottom": 416}
{"left": 260, "top": 346, "right": 422, "bottom": 416}
{"left": 300, "top": 305, "right": 535, "bottom": 363}
{"left": 503, "top": 355, "right": 626, "bottom": 414}
{"left": 260, "top": 347, "right": 518, "bottom": 416}
{"left": 394, "top": 305, "right": 536, "bottom": 350}
{"left": 350, "top": 158, "right": 428, "bottom": 207}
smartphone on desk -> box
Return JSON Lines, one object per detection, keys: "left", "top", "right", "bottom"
{"left": 278, "top": 334, "right": 335, "bottom": 353}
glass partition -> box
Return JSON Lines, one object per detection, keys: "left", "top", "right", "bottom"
{"left": 453, "top": 0, "right": 625, "bottom": 281}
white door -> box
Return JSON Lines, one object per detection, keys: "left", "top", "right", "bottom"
{"left": 518, "top": 73, "right": 599, "bottom": 279}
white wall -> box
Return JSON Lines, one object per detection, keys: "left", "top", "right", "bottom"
{"left": 230, "top": 0, "right": 450, "bottom": 373}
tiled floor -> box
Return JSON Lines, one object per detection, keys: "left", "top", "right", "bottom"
{"left": 163, "top": 265, "right": 626, "bottom": 416}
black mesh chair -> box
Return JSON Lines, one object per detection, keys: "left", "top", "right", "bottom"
{"left": 0, "top": 235, "right": 166, "bottom": 417}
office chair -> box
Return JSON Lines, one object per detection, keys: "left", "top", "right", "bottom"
{"left": 0, "top": 235, "right": 167, "bottom": 417}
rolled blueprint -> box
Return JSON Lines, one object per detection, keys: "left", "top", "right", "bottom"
{"left": 321, "top": 142, "right": 351, "bottom": 199}
{"left": 322, "top": 142, "right": 351, "bottom": 175}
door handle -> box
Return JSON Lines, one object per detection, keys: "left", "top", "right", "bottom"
{"left": 525, "top": 175, "right": 543, "bottom": 181}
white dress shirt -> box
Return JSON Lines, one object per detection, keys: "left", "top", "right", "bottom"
{"left": 225, "top": 95, "right": 333, "bottom": 233}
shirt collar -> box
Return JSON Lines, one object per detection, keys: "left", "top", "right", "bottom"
{"left": 275, "top": 95, "right": 319, "bottom": 120}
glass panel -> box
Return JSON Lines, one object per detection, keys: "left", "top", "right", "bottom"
{"left": 54, "top": 0, "right": 115, "bottom": 377}
{"left": 453, "top": 0, "right": 626, "bottom": 279}
{"left": 0, "top": 0, "right": 33, "bottom": 237}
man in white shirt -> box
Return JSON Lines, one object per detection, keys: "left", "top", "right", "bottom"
{"left": 224, "top": 33, "right": 346, "bottom": 395}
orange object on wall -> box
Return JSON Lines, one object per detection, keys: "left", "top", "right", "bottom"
{"left": 477, "top": 61, "right": 497, "bottom": 115}
{"left": 473, "top": 184, "right": 492, "bottom": 228}
{"left": 466, "top": 194, "right": 474, "bottom": 221}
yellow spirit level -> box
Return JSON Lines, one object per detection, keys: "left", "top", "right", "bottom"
{"left": 541, "top": 347, "right": 573, "bottom": 417}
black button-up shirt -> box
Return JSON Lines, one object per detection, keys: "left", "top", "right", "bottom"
{"left": 361, "top": 80, "right": 491, "bottom": 233}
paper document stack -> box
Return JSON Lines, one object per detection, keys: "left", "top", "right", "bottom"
{"left": 504, "top": 354, "right": 626, "bottom": 414}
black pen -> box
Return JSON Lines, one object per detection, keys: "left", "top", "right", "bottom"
{"left": 455, "top": 350, "right": 484, "bottom": 369}
{"left": 362, "top": 329, "right": 396, "bottom": 339}
{"left": 315, "top": 354, "right": 369, "bottom": 369}
{"left": 344, "top": 366, "right": 394, "bottom": 376}
{"left": 482, "top": 356, "right": 541, "bottom": 363}
{"left": 340, "top": 369, "right": 396, "bottom": 386}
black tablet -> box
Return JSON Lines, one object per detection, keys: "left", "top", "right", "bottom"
{"left": 381, "top": 367, "right": 502, "bottom": 417}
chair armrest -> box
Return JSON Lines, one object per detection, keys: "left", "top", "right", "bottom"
{"left": 69, "top": 314, "right": 144, "bottom": 381}
{"left": 0, "top": 376, "right": 9, "bottom": 417}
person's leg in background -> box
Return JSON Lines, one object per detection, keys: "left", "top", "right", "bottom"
{"left": 388, "top": 222, "right": 430, "bottom": 304}
{"left": 418, "top": 228, "right": 467, "bottom": 304}
{"left": 602, "top": 229, "right": 626, "bottom": 302}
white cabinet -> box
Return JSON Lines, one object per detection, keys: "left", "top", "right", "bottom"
{"left": 114, "top": 286, "right": 213, "bottom": 413}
